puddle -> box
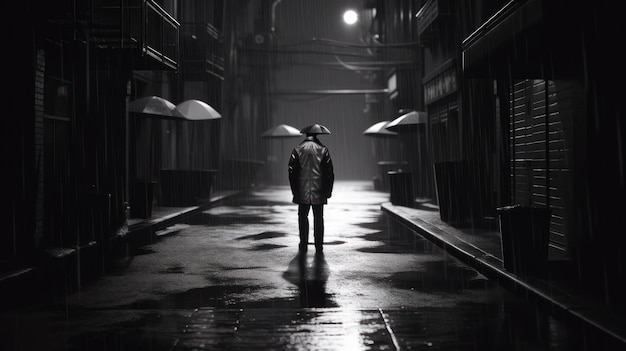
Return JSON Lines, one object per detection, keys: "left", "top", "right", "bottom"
{"left": 236, "top": 231, "right": 288, "bottom": 240}
{"left": 389, "top": 260, "right": 483, "bottom": 293}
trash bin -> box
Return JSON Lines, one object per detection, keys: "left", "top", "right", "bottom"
{"left": 377, "top": 161, "right": 408, "bottom": 191}
{"left": 130, "top": 180, "right": 157, "bottom": 218}
{"left": 388, "top": 170, "right": 413, "bottom": 207}
{"left": 497, "top": 205, "right": 552, "bottom": 277}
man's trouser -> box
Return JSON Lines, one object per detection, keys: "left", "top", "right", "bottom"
{"left": 298, "top": 204, "right": 324, "bottom": 252}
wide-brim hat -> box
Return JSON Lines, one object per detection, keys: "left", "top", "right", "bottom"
{"left": 300, "top": 123, "right": 331, "bottom": 135}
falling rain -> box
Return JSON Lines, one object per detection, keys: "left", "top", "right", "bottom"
{"left": 3, "top": 0, "right": 625, "bottom": 350}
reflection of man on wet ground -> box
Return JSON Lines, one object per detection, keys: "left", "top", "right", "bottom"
{"left": 283, "top": 253, "right": 334, "bottom": 308}
{"left": 288, "top": 124, "right": 334, "bottom": 254}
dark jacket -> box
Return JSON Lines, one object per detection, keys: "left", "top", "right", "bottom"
{"left": 288, "top": 136, "right": 334, "bottom": 204}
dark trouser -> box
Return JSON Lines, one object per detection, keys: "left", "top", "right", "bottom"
{"left": 298, "top": 204, "right": 324, "bottom": 251}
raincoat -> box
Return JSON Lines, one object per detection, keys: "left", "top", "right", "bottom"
{"left": 288, "top": 135, "right": 334, "bottom": 204}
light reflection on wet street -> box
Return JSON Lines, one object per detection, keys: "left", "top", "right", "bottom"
{"left": 1, "top": 182, "right": 599, "bottom": 350}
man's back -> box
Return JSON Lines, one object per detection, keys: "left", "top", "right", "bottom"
{"left": 289, "top": 136, "right": 334, "bottom": 205}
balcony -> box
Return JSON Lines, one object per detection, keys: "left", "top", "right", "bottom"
{"left": 89, "top": 0, "right": 180, "bottom": 70}
{"left": 415, "top": 0, "right": 455, "bottom": 46}
{"left": 180, "top": 22, "right": 224, "bottom": 80}
{"left": 205, "top": 22, "right": 225, "bottom": 80}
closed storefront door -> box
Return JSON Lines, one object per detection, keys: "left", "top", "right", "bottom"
{"left": 509, "top": 79, "right": 571, "bottom": 253}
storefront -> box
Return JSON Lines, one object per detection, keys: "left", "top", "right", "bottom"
{"left": 423, "top": 60, "right": 472, "bottom": 226}
{"left": 424, "top": 60, "right": 460, "bottom": 164}
{"left": 462, "top": 0, "right": 575, "bottom": 253}
{"left": 461, "top": 0, "right": 626, "bottom": 307}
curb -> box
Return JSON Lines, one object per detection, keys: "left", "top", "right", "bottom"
{"left": 381, "top": 202, "right": 626, "bottom": 347}
{"left": 0, "top": 190, "right": 245, "bottom": 308}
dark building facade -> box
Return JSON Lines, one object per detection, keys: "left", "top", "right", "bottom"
{"left": 460, "top": 0, "right": 625, "bottom": 311}
{"left": 4, "top": 0, "right": 224, "bottom": 291}
{"left": 363, "top": 0, "right": 625, "bottom": 312}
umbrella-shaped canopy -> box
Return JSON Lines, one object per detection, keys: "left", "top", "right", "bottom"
{"left": 300, "top": 123, "right": 331, "bottom": 135}
{"left": 363, "top": 121, "right": 398, "bottom": 137}
{"left": 262, "top": 124, "right": 302, "bottom": 138}
{"left": 385, "top": 110, "right": 427, "bottom": 131}
{"left": 173, "top": 99, "right": 222, "bottom": 120}
{"left": 128, "top": 96, "right": 176, "bottom": 117}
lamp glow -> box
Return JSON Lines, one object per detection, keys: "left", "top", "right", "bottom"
{"left": 343, "top": 10, "right": 358, "bottom": 25}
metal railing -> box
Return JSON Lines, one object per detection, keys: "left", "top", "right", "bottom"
{"left": 205, "top": 22, "right": 224, "bottom": 79}
{"left": 143, "top": 0, "right": 179, "bottom": 70}
{"left": 89, "top": 0, "right": 179, "bottom": 70}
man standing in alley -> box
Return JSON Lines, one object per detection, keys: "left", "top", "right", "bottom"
{"left": 289, "top": 123, "right": 334, "bottom": 254}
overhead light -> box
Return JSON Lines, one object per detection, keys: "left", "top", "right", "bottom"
{"left": 343, "top": 10, "right": 358, "bottom": 25}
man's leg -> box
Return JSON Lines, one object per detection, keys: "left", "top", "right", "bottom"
{"left": 312, "top": 205, "right": 324, "bottom": 252}
{"left": 298, "top": 204, "right": 311, "bottom": 252}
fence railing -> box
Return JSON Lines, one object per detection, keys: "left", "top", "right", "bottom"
{"left": 89, "top": 0, "right": 180, "bottom": 70}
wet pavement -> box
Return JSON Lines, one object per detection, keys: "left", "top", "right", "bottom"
{"left": 1, "top": 181, "right": 622, "bottom": 350}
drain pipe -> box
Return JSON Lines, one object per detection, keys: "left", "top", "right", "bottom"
{"left": 271, "top": 0, "right": 283, "bottom": 33}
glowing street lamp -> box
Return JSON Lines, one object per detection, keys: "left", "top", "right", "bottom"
{"left": 343, "top": 9, "right": 358, "bottom": 25}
